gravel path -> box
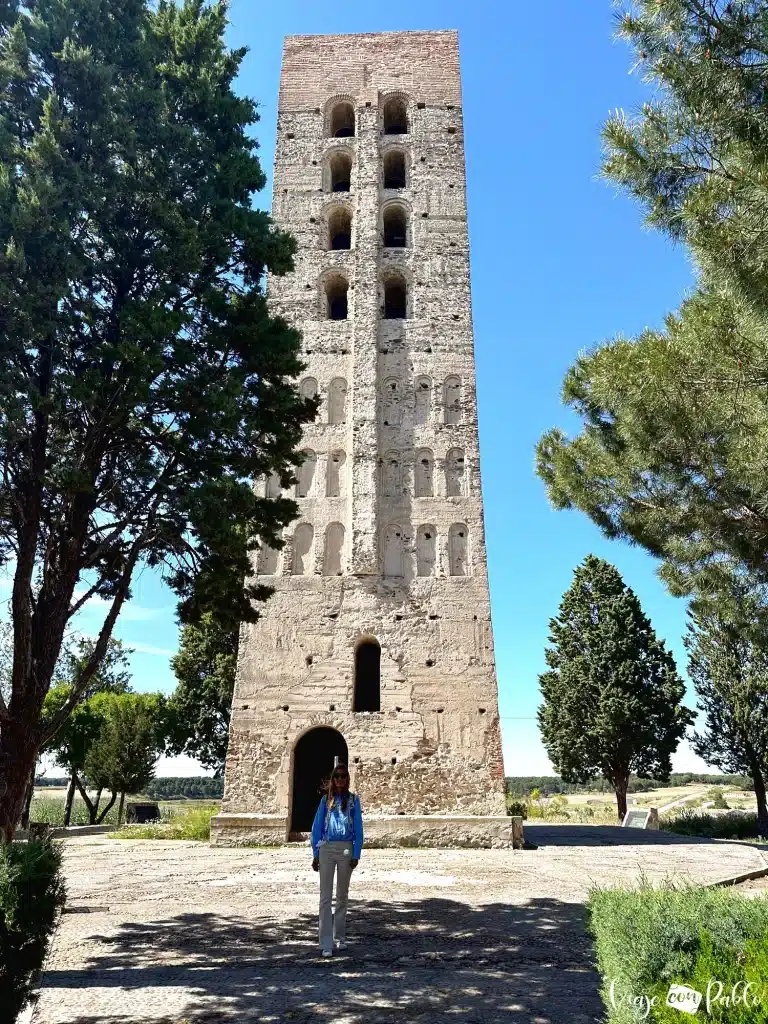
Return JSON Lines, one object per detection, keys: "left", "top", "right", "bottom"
{"left": 33, "top": 829, "right": 767, "bottom": 1024}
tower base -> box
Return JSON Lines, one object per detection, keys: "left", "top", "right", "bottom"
{"left": 210, "top": 813, "right": 524, "bottom": 850}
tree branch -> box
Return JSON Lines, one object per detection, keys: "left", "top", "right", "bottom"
{"left": 38, "top": 534, "right": 145, "bottom": 746}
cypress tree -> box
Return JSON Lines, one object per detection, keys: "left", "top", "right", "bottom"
{"left": 539, "top": 555, "right": 693, "bottom": 820}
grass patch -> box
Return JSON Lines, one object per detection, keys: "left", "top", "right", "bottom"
{"left": 110, "top": 803, "right": 218, "bottom": 841}
{"left": 29, "top": 794, "right": 120, "bottom": 827}
{"left": 511, "top": 795, "right": 621, "bottom": 824}
{"left": 589, "top": 880, "right": 768, "bottom": 1022}
{"left": 661, "top": 809, "right": 762, "bottom": 840}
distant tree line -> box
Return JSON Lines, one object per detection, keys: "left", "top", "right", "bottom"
{"left": 143, "top": 777, "right": 224, "bottom": 800}
{"left": 506, "top": 774, "right": 753, "bottom": 799}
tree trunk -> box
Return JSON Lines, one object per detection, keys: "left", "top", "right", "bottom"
{"left": 63, "top": 770, "right": 77, "bottom": 827}
{"left": 614, "top": 776, "right": 629, "bottom": 822}
{"left": 20, "top": 771, "right": 35, "bottom": 829}
{"left": 96, "top": 791, "right": 117, "bottom": 824}
{"left": 93, "top": 787, "right": 103, "bottom": 823}
{"left": 74, "top": 773, "right": 99, "bottom": 824}
{"left": 753, "top": 767, "right": 768, "bottom": 838}
{"left": 0, "top": 721, "right": 40, "bottom": 842}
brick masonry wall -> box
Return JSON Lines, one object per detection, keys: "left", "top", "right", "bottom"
{"left": 221, "top": 31, "right": 506, "bottom": 828}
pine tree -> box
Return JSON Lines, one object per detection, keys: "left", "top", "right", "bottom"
{"left": 0, "top": 0, "right": 313, "bottom": 840}
{"left": 686, "top": 593, "right": 768, "bottom": 835}
{"left": 536, "top": 1, "right": 768, "bottom": 603}
{"left": 166, "top": 613, "right": 237, "bottom": 775}
{"left": 538, "top": 555, "right": 693, "bottom": 820}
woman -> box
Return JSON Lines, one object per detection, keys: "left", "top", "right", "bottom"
{"left": 311, "top": 763, "right": 363, "bottom": 957}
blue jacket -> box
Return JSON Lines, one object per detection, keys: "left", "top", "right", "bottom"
{"left": 311, "top": 792, "right": 363, "bottom": 860}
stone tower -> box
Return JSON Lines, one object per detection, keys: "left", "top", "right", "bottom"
{"left": 212, "top": 30, "right": 508, "bottom": 847}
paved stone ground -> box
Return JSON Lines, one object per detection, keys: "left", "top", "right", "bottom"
{"left": 33, "top": 828, "right": 768, "bottom": 1024}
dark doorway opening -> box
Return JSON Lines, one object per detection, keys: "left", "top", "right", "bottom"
{"left": 291, "top": 727, "right": 348, "bottom": 832}
{"left": 383, "top": 206, "right": 407, "bottom": 247}
{"left": 331, "top": 102, "right": 355, "bottom": 138}
{"left": 330, "top": 151, "right": 351, "bottom": 192}
{"left": 382, "top": 98, "right": 408, "bottom": 135}
{"left": 383, "top": 277, "right": 407, "bottom": 319}
{"left": 383, "top": 150, "right": 406, "bottom": 189}
{"left": 354, "top": 638, "right": 381, "bottom": 712}
{"left": 326, "top": 275, "right": 349, "bottom": 320}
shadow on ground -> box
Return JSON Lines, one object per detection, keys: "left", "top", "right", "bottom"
{"left": 43, "top": 895, "right": 604, "bottom": 1024}
{"left": 525, "top": 824, "right": 768, "bottom": 855}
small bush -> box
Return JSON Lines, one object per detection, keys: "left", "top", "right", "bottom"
{"left": 589, "top": 881, "right": 768, "bottom": 1022}
{"left": 0, "top": 839, "right": 66, "bottom": 1021}
{"left": 709, "top": 788, "right": 730, "bottom": 809}
{"left": 111, "top": 803, "right": 217, "bottom": 841}
{"left": 506, "top": 800, "right": 528, "bottom": 819}
{"left": 662, "top": 808, "right": 759, "bottom": 840}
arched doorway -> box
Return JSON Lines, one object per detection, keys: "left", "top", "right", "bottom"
{"left": 290, "top": 727, "right": 348, "bottom": 832}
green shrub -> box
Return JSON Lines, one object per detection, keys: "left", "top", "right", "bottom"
{"left": 111, "top": 803, "right": 217, "bottom": 841}
{"left": 709, "top": 788, "right": 730, "bottom": 809}
{"left": 661, "top": 809, "right": 759, "bottom": 840}
{"left": 0, "top": 839, "right": 66, "bottom": 1022}
{"left": 589, "top": 881, "right": 768, "bottom": 1022}
{"left": 506, "top": 800, "right": 528, "bottom": 819}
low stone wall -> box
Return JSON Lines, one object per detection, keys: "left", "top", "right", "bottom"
{"left": 210, "top": 814, "right": 287, "bottom": 847}
{"left": 211, "top": 813, "right": 523, "bottom": 850}
{"left": 364, "top": 815, "right": 521, "bottom": 850}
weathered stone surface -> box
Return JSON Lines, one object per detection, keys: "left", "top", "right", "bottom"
{"left": 221, "top": 31, "right": 506, "bottom": 842}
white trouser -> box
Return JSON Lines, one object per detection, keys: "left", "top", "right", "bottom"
{"left": 318, "top": 841, "right": 353, "bottom": 952}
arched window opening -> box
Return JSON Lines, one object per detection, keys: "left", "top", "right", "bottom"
{"left": 259, "top": 545, "right": 279, "bottom": 575}
{"left": 383, "top": 205, "right": 407, "bottom": 248}
{"left": 329, "top": 150, "right": 351, "bottom": 192}
{"left": 354, "top": 638, "right": 381, "bottom": 712}
{"left": 414, "top": 449, "right": 434, "bottom": 498}
{"left": 383, "top": 97, "right": 408, "bottom": 135}
{"left": 293, "top": 524, "right": 314, "bottom": 575}
{"left": 328, "top": 206, "right": 351, "bottom": 250}
{"left": 446, "top": 448, "right": 465, "bottom": 497}
{"left": 323, "top": 523, "right": 345, "bottom": 576}
{"left": 381, "top": 378, "right": 402, "bottom": 426}
{"left": 383, "top": 150, "right": 406, "bottom": 189}
{"left": 325, "top": 274, "right": 349, "bottom": 320}
{"left": 382, "top": 451, "right": 400, "bottom": 497}
{"left": 327, "top": 451, "right": 346, "bottom": 497}
{"left": 448, "top": 523, "right": 469, "bottom": 577}
{"left": 416, "top": 525, "right": 436, "bottom": 577}
{"left": 296, "top": 450, "right": 316, "bottom": 498}
{"left": 265, "top": 472, "right": 281, "bottom": 499}
{"left": 330, "top": 101, "right": 355, "bottom": 138}
{"left": 383, "top": 275, "right": 407, "bottom": 319}
{"left": 328, "top": 378, "right": 348, "bottom": 424}
{"left": 444, "top": 375, "right": 462, "bottom": 424}
{"left": 382, "top": 524, "right": 404, "bottom": 577}
{"left": 414, "top": 376, "right": 432, "bottom": 425}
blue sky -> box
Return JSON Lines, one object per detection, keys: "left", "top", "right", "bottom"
{"left": 35, "top": 0, "right": 708, "bottom": 777}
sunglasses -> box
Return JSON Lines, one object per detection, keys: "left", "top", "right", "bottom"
{"left": 332, "top": 772, "right": 349, "bottom": 779}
